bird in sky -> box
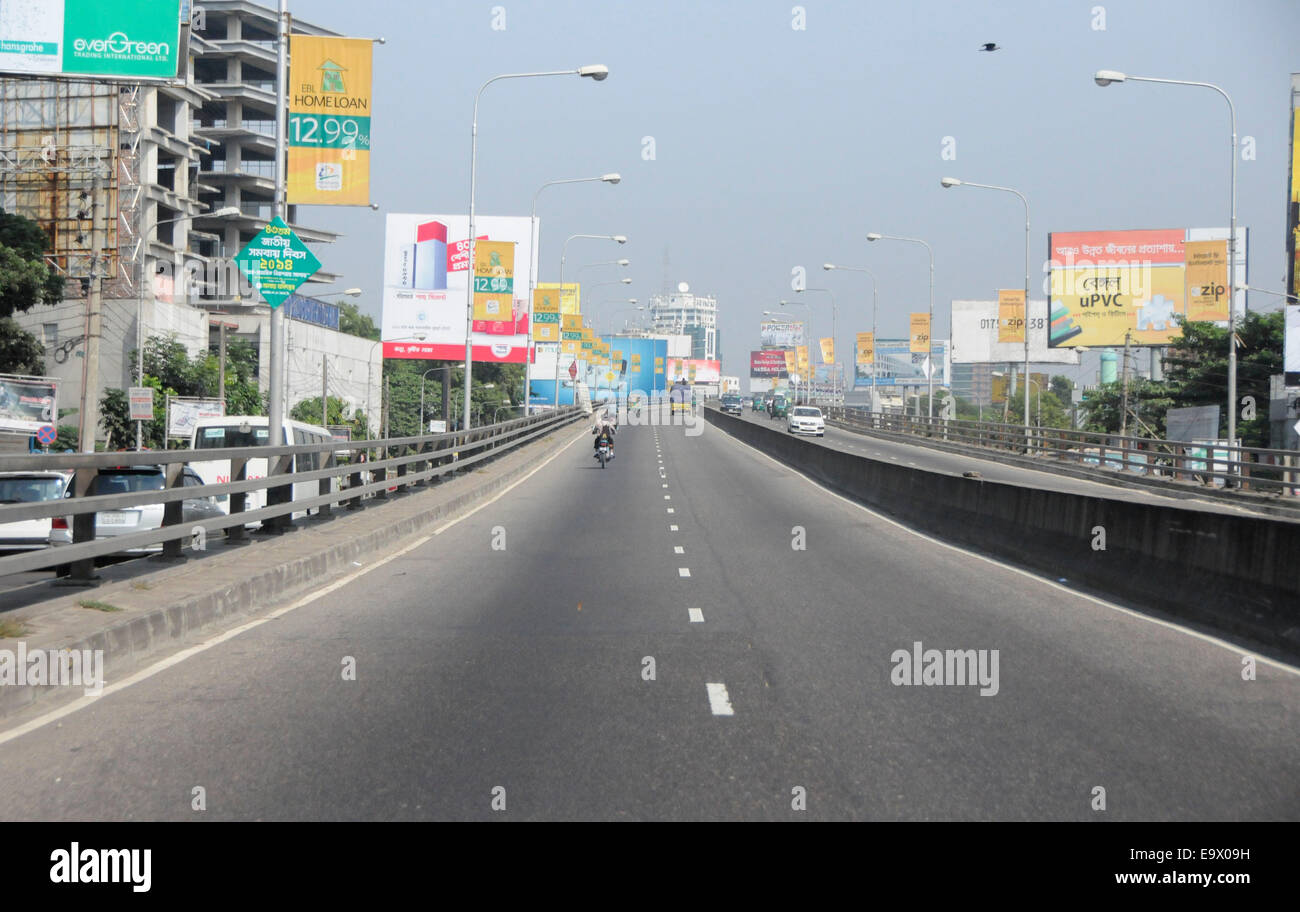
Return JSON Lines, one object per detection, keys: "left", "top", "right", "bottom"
{"left": 980, "top": 42, "right": 1001, "bottom": 52}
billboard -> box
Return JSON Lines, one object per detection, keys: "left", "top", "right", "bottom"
{"left": 382, "top": 213, "right": 537, "bottom": 363}
{"left": 750, "top": 350, "right": 788, "bottom": 378}
{"left": 665, "top": 358, "right": 720, "bottom": 385}
{"left": 288, "top": 36, "right": 373, "bottom": 206}
{"left": 0, "top": 375, "right": 56, "bottom": 434}
{"left": 1289, "top": 75, "right": 1300, "bottom": 307}
{"left": 166, "top": 396, "right": 223, "bottom": 439}
{"left": 1047, "top": 228, "right": 1247, "bottom": 347}
{"left": 1285, "top": 306, "right": 1300, "bottom": 380}
{"left": 950, "top": 300, "right": 1080, "bottom": 365}
{"left": 760, "top": 319, "right": 804, "bottom": 349}
{"left": 854, "top": 340, "right": 950, "bottom": 388}
{"left": 0, "top": 0, "right": 184, "bottom": 81}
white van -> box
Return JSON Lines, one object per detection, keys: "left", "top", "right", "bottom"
{"left": 188, "top": 416, "right": 340, "bottom": 517}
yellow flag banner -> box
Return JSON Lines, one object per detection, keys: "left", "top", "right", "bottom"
{"left": 288, "top": 36, "right": 373, "bottom": 205}
{"left": 1184, "top": 240, "right": 1229, "bottom": 322}
{"left": 819, "top": 337, "right": 834, "bottom": 365}
{"left": 997, "top": 289, "right": 1025, "bottom": 343}
{"left": 472, "top": 241, "right": 515, "bottom": 326}
{"left": 856, "top": 332, "right": 874, "bottom": 365}
{"left": 910, "top": 313, "right": 931, "bottom": 353}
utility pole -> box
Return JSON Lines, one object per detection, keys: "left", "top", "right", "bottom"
{"left": 267, "top": 0, "right": 288, "bottom": 447}
{"left": 321, "top": 357, "right": 328, "bottom": 426}
{"left": 218, "top": 321, "right": 227, "bottom": 407}
{"left": 78, "top": 173, "right": 105, "bottom": 453}
{"left": 1120, "top": 331, "right": 1132, "bottom": 438}
{"left": 382, "top": 373, "right": 390, "bottom": 438}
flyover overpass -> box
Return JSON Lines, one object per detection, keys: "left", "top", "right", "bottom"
{"left": 0, "top": 407, "right": 1296, "bottom": 820}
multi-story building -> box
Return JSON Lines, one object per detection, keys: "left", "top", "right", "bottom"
{"left": 2, "top": 1, "right": 376, "bottom": 443}
{"left": 648, "top": 285, "right": 719, "bottom": 362}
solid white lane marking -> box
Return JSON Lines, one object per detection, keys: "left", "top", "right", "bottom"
{"left": 688, "top": 608, "right": 704, "bottom": 623}
{"left": 669, "top": 524, "right": 679, "bottom": 531}
{"left": 0, "top": 425, "right": 593, "bottom": 745}
{"left": 678, "top": 567, "right": 690, "bottom": 577}
{"left": 706, "top": 682, "right": 734, "bottom": 715}
{"left": 674, "top": 545, "right": 684, "bottom": 554}
{"left": 722, "top": 430, "right": 1300, "bottom": 677}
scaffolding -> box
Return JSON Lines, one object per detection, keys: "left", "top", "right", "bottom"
{"left": 0, "top": 79, "right": 128, "bottom": 296}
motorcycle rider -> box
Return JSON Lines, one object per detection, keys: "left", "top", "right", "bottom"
{"left": 593, "top": 421, "right": 615, "bottom": 461}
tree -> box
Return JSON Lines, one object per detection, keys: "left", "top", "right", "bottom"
{"left": 1079, "top": 377, "right": 1174, "bottom": 438}
{"left": 0, "top": 210, "right": 64, "bottom": 317}
{"left": 0, "top": 316, "right": 45, "bottom": 374}
{"left": 338, "top": 301, "right": 380, "bottom": 340}
{"left": 291, "top": 395, "right": 367, "bottom": 437}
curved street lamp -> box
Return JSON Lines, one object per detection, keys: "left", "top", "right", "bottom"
{"left": 867, "top": 232, "right": 935, "bottom": 417}
{"left": 824, "top": 263, "right": 879, "bottom": 409}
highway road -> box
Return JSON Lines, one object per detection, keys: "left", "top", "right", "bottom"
{"left": 0, "top": 414, "right": 1296, "bottom": 820}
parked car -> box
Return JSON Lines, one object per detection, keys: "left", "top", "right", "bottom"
{"left": 50, "top": 465, "right": 225, "bottom": 561}
{"left": 0, "top": 471, "right": 71, "bottom": 552}
{"left": 720, "top": 393, "right": 744, "bottom": 415}
{"left": 768, "top": 395, "right": 789, "bottom": 419}
{"left": 787, "top": 405, "right": 825, "bottom": 436}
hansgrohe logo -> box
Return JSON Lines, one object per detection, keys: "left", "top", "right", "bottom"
{"left": 72, "top": 31, "right": 170, "bottom": 59}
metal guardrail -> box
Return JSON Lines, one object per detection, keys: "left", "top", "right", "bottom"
{"left": 0, "top": 408, "right": 582, "bottom": 580}
{"left": 821, "top": 406, "right": 1300, "bottom": 497}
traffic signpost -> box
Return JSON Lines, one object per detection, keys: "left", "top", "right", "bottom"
{"left": 234, "top": 217, "right": 322, "bottom": 307}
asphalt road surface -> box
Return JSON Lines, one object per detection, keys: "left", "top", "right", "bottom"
{"left": 0, "top": 414, "right": 1296, "bottom": 820}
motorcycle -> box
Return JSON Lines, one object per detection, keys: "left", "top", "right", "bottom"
{"left": 594, "top": 442, "right": 613, "bottom": 468}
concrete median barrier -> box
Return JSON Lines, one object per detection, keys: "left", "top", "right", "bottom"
{"left": 707, "top": 408, "right": 1300, "bottom": 655}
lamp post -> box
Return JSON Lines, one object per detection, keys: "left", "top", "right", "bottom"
{"left": 419, "top": 365, "right": 452, "bottom": 433}
{"left": 797, "top": 287, "right": 837, "bottom": 404}
{"left": 366, "top": 333, "right": 426, "bottom": 438}
{"left": 135, "top": 205, "right": 241, "bottom": 449}
{"left": 465, "top": 65, "right": 610, "bottom": 431}
{"left": 528, "top": 173, "right": 620, "bottom": 416}
{"left": 1094, "top": 69, "right": 1239, "bottom": 459}
{"left": 555, "top": 233, "right": 627, "bottom": 407}
{"left": 867, "top": 232, "right": 935, "bottom": 417}
{"left": 823, "top": 263, "right": 878, "bottom": 410}
{"left": 939, "top": 177, "right": 1031, "bottom": 433}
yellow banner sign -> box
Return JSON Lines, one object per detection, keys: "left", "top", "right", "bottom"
{"left": 1184, "top": 240, "right": 1229, "bottom": 322}
{"left": 856, "top": 332, "right": 874, "bottom": 365}
{"left": 537, "top": 282, "right": 581, "bottom": 315}
{"left": 472, "top": 241, "right": 515, "bottom": 323}
{"left": 796, "top": 345, "right": 809, "bottom": 377}
{"left": 533, "top": 288, "right": 560, "bottom": 314}
{"left": 288, "top": 36, "right": 373, "bottom": 206}
{"left": 910, "top": 313, "right": 931, "bottom": 353}
{"left": 819, "top": 337, "right": 834, "bottom": 365}
{"left": 997, "top": 289, "right": 1025, "bottom": 343}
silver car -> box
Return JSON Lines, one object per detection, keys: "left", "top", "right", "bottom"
{"left": 0, "top": 471, "right": 71, "bottom": 552}
{"left": 50, "top": 465, "right": 224, "bottom": 558}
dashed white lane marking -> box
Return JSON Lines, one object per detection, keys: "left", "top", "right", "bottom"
{"left": 662, "top": 483, "right": 669, "bottom": 488}
{"left": 674, "top": 545, "right": 684, "bottom": 554}
{"left": 664, "top": 494, "right": 671, "bottom": 500}
{"left": 667, "top": 507, "right": 675, "bottom": 514}
{"left": 706, "top": 682, "right": 735, "bottom": 715}
{"left": 678, "top": 567, "right": 691, "bottom": 577}
{"left": 669, "top": 524, "right": 679, "bottom": 531}
{"left": 688, "top": 608, "right": 704, "bottom": 623}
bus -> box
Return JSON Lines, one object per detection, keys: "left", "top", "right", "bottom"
{"left": 188, "top": 416, "right": 340, "bottom": 518}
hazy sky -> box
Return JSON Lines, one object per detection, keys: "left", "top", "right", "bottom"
{"left": 290, "top": 0, "right": 1300, "bottom": 380}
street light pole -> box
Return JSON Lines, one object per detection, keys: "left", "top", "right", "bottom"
{"left": 779, "top": 299, "right": 813, "bottom": 404}
{"left": 823, "top": 264, "right": 878, "bottom": 410}
{"left": 1094, "top": 70, "right": 1239, "bottom": 459}
{"left": 528, "top": 173, "right": 620, "bottom": 416}
{"left": 867, "top": 233, "right": 935, "bottom": 417}
{"left": 465, "top": 66, "right": 609, "bottom": 432}
{"left": 798, "top": 287, "right": 837, "bottom": 403}
{"left": 940, "top": 178, "right": 1031, "bottom": 432}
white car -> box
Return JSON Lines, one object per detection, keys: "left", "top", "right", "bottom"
{"left": 0, "top": 471, "right": 71, "bottom": 552}
{"left": 787, "top": 405, "right": 825, "bottom": 436}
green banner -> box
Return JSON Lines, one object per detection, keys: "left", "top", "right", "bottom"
{"left": 234, "top": 218, "right": 322, "bottom": 308}
{"left": 59, "top": 0, "right": 183, "bottom": 80}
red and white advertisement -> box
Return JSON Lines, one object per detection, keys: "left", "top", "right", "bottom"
{"left": 665, "top": 358, "right": 721, "bottom": 384}
{"left": 750, "top": 350, "right": 789, "bottom": 378}
{"left": 1049, "top": 229, "right": 1186, "bottom": 266}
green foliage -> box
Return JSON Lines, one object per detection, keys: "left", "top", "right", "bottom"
{"left": 380, "top": 359, "right": 524, "bottom": 437}
{"left": 338, "top": 301, "right": 380, "bottom": 340}
{"left": 0, "top": 316, "right": 45, "bottom": 374}
{"left": 0, "top": 210, "right": 64, "bottom": 317}
{"left": 290, "top": 395, "right": 367, "bottom": 437}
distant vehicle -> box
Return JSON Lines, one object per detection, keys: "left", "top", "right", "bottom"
{"left": 49, "top": 465, "right": 224, "bottom": 563}
{"left": 0, "top": 471, "right": 70, "bottom": 552}
{"left": 751, "top": 394, "right": 765, "bottom": 411}
{"left": 787, "top": 405, "right": 825, "bottom": 436}
{"left": 669, "top": 382, "right": 692, "bottom": 414}
{"left": 720, "top": 393, "right": 744, "bottom": 415}
{"left": 188, "top": 416, "right": 338, "bottom": 517}
{"left": 768, "top": 395, "right": 789, "bottom": 419}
